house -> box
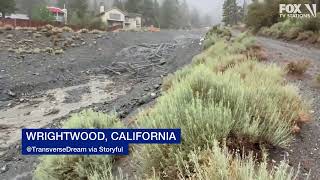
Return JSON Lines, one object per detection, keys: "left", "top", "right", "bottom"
{"left": 99, "top": 6, "right": 142, "bottom": 30}
{"left": 0, "top": 13, "right": 29, "bottom": 20}
{"left": 47, "top": 7, "right": 67, "bottom": 23}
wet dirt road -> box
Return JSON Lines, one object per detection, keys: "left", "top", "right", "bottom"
{"left": 256, "top": 36, "right": 320, "bottom": 179}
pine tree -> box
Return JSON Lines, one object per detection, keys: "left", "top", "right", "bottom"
{"left": 180, "top": 0, "right": 190, "bottom": 28}
{"left": 160, "top": 0, "right": 180, "bottom": 28}
{"left": 142, "top": 0, "right": 155, "bottom": 26}
{"left": 222, "top": 0, "right": 240, "bottom": 25}
{"left": 0, "top": 0, "right": 16, "bottom": 18}
{"left": 69, "top": 0, "right": 88, "bottom": 19}
{"left": 125, "top": 0, "right": 143, "bottom": 13}
{"left": 20, "top": 0, "right": 46, "bottom": 18}
{"left": 113, "top": 0, "right": 125, "bottom": 10}
{"left": 154, "top": 0, "right": 160, "bottom": 27}
{"left": 190, "top": 8, "right": 200, "bottom": 28}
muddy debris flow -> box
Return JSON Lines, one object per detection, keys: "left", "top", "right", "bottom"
{"left": 0, "top": 29, "right": 203, "bottom": 180}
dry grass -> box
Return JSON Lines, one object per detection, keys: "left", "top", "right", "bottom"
{"left": 89, "top": 29, "right": 104, "bottom": 34}
{"left": 286, "top": 60, "right": 311, "bottom": 75}
{"left": 296, "top": 31, "right": 313, "bottom": 41}
{"left": 78, "top": 28, "right": 89, "bottom": 33}
{"left": 62, "top": 26, "right": 74, "bottom": 32}
{"left": 2, "top": 24, "right": 14, "bottom": 31}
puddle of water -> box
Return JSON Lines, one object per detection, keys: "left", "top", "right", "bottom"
{"left": 0, "top": 76, "right": 127, "bottom": 156}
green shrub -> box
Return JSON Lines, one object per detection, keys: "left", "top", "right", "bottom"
{"left": 246, "top": 1, "right": 279, "bottom": 31}
{"left": 135, "top": 62, "right": 304, "bottom": 178}
{"left": 34, "top": 110, "right": 124, "bottom": 180}
{"left": 284, "top": 27, "right": 303, "bottom": 40}
{"left": 133, "top": 32, "right": 306, "bottom": 179}
{"left": 301, "top": 13, "right": 320, "bottom": 32}
{"left": 175, "top": 142, "right": 298, "bottom": 180}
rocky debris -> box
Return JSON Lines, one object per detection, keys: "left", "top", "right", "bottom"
{"left": 6, "top": 34, "right": 13, "bottom": 39}
{"left": 33, "top": 33, "right": 42, "bottom": 38}
{"left": 44, "top": 108, "right": 60, "bottom": 116}
{"left": 78, "top": 28, "right": 89, "bottom": 33}
{"left": 103, "top": 42, "right": 177, "bottom": 77}
{"left": 54, "top": 49, "right": 64, "bottom": 55}
{"left": 0, "top": 164, "right": 9, "bottom": 174}
{"left": 7, "top": 90, "right": 16, "bottom": 97}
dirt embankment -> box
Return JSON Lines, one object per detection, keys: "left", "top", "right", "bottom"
{"left": 0, "top": 29, "right": 203, "bottom": 180}
{"left": 256, "top": 36, "right": 320, "bottom": 179}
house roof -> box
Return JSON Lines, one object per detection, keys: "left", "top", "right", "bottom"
{"left": 126, "top": 13, "right": 142, "bottom": 18}
{"left": 99, "top": 7, "right": 142, "bottom": 18}
{"left": 47, "top": 7, "right": 65, "bottom": 14}
{"left": 0, "top": 13, "right": 29, "bottom": 20}
{"left": 100, "top": 7, "right": 127, "bottom": 16}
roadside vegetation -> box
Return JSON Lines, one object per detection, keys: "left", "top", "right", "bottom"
{"left": 286, "top": 60, "right": 311, "bottom": 75}
{"left": 246, "top": 0, "right": 320, "bottom": 45}
{"left": 33, "top": 26, "right": 309, "bottom": 179}
{"left": 34, "top": 110, "right": 124, "bottom": 180}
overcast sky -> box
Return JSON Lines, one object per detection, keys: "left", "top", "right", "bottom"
{"left": 186, "top": 0, "right": 250, "bottom": 24}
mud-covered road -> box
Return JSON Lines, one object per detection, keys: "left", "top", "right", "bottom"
{"left": 0, "top": 29, "right": 203, "bottom": 179}
{"left": 256, "top": 36, "right": 320, "bottom": 179}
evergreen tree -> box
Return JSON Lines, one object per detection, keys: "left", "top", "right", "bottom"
{"left": 125, "top": 0, "right": 143, "bottom": 13}
{"left": 69, "top": 0, "right": 88, "bottom": 19}
{"left": 20, "top": 0, "right": 46, "bottom": 18}
{"left": 190, "top": 8, "right": 200, "bottom": 28}
{"left": 153, "top": 0, "right": 160, "bottom": 27}
{"left": 31, "top": 5, "right": 54, "bottom": 22}
{"left": 160, "top": 0, "right": 180, "bottom": 28}
{"left": 113, "top": 0, "right": 125, "bottom": 10}
{"left": 142, "top": 0, "right": 155, "bottom": 26}
{"left": 180, "top": 0, "right": 190, "bottom": 28}
{"left": 222, "top": 0, "right": 240, "bottom": 25}
{"left": 0, "top": 0, "right": 16, "bottom": 18}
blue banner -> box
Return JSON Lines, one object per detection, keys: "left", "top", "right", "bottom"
{"left": 22, "top": 129, "right": 181, "bottom": 155}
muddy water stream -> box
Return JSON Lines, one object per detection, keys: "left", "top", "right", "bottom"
{"left": 0, "top": 76, "right": 127, "bottom": 156}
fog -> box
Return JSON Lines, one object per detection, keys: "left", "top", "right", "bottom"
{"left": 186, "top": 0, "right": 250, "bottom": 24}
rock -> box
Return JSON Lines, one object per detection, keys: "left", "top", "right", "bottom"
{"left": 159, "top": 60, "right": 167, "bottom": 65}
{"left": 7, "top": 90, "right": 16, "bottom": 97}
{"left": 98, "top": 48, "right": 102, "bottom": 51}
{"left": 150, "top": 93, "right": 157, "bottom": 98}
{"left": 81, "top": 42, "right": 86, "bottom": 45}
{"left": 8, "top": 48, "right": 15, "bottom": 53}
{"left": 44, "top": 47, "right": 53, "bottom": 53}
{"left": 138, "top": 95, "right": 152, "bottom": 105}
{"left": 0, "top": 164, "right": 8, "bottom": 174}
{"left": 71, "top": 43, "right": 76, "bottom": 47}
{"left": 54, "top": 49, "right": 64, "bottom": 55}
{"left": 33, "top": 33, "right": 42, "bottom": 38}
{"left": 44, "top": 108, "right": 60, "bottom": 116}
{"left": 93, "top": 41, "right": 97, "bottom": 45}
{"left": 6, "top": 34, "right": 13, "bottom": 39}
{"left": 33, "top": 48, "right": 41, "bottom": 54}
{"left": 153, "top": 84, "right": 160, "bottom": 89}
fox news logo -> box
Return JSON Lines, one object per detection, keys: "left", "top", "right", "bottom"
{"left": 279, "top": 4, "right": 317, "bottom": 18}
